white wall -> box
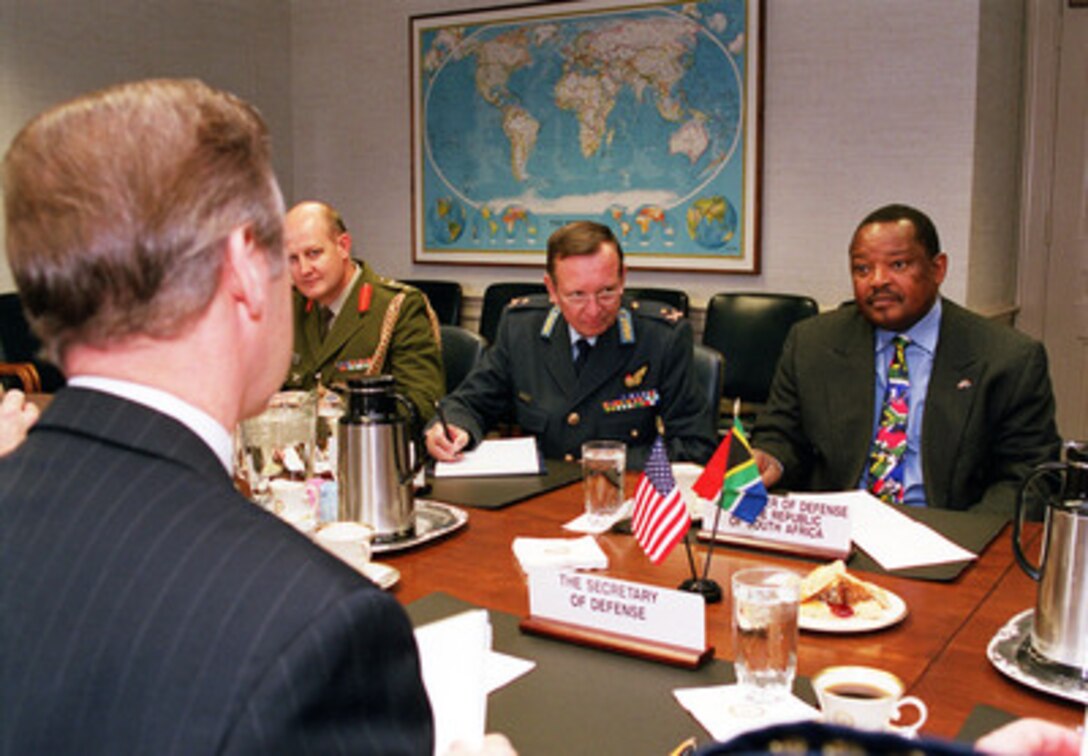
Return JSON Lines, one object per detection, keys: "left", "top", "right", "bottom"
{"left": 1, "top": 0, "right": 1024, "bottom": 317}
{"left": 0, "top": 0, "right": 293, "bottom": 292}
{"left": 289, "top": 0, "right": 1024, "bottom": 313}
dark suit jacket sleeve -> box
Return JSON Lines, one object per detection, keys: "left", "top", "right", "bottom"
{"left": 751, "top": 325, "right": 812, "bottom": 485}
{"left": 223, "top": 585, "right": 433, "bottom": 755}
{"left": 638, "top": 319, "right": 717, "bottom": 468}
{"left": 965, "top": 338, "right": 1060, "bottom": 515}
{"left": 388, "top": 288, "right": 445, "bottom": 425}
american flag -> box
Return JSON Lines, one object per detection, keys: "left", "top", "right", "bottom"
{"left": 631, "top": 435, "right": 690, "bottom": 564}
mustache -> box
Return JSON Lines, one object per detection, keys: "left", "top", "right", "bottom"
{"left": 866, "top": 286, "right": 901, "bottom": 304}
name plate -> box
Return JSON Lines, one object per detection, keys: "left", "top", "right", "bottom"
{"left": 699, "top": 494, "right": 851, "bottom": 559}
{"left": 527, "top": 571, "right": 706, "bottom": 652}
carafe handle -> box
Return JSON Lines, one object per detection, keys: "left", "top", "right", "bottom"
{"left": 393, "top": 392, "right": 425, "bottom": 485}
{"left": 1012, "top": 461, "right": 1065, "bottom": 581}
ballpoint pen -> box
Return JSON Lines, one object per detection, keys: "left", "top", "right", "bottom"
{"left": 434, "top": 399, "right": 455, "bottom": 443}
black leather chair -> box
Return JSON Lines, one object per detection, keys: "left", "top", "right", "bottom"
{"left": 478, "top": 282, "right": 547, "bottom": 345}
{"left": 402, "top": 279, "right": 463, "bottom": 326}
{"left": 440, "top": 324, "right": 487, "bottom": 394}
{"left": 702, "top": 292, "right": 819, "bottom": 423}
{"left": 0, "top": 292, "right": 65, "bottom": 392}
{"left": 625, "top": 287, "right": 690, "bottom": 317}
{"left": 691, "top": 344, "right": 724, "bottom": 425}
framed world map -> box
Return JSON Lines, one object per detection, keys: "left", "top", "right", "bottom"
{"left": 411, "top": 0, "right": 762, "bottom": 273}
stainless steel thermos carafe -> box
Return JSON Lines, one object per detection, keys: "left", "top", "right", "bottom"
{"left": 1012, "top": 440, "right": 1088, "bottom": 674}
{"left": 336, "top": 376, "right": 423, "bottom": 543}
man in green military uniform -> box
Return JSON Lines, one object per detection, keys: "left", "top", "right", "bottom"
{"left": 283, "top": 201, "right": 443, "bottom": 423}
{"left": 425, "top": 221, "right": 716, "bottom": 469}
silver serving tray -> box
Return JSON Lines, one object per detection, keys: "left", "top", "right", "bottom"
{"left": 987, "top": 609, "right": 1088, "bottom": 705}
{"left": 371, "top": 500, "right": 468, "bottom": 555}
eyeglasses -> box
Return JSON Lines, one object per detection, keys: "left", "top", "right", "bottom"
{"left": 558, "top": 287, "right": 623, "bottom": 308}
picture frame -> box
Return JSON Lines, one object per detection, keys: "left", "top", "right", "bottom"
{"left": 410, "top": 0, "right": 764, "bottom": 273}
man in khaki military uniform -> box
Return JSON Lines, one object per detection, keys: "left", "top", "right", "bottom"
{"left": 283, "top": 201, "right": 443, "bottom": 424}
{"left": 425, "top": 221, "right": 716, "bottom": 469}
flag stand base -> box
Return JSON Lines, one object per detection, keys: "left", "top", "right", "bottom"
{"left": 678, "top": 578, "right": 722, "bottom": 604}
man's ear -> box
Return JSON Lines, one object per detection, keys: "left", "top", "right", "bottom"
{"left": 223, "top": 225, "right": 267, "bottom": 319}
{"left": 337, "top": 231, "right": 353, "bottom": 261}
{"left": 544, "top": 272, "right": 558, "bottom": 305}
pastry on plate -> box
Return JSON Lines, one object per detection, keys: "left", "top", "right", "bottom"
{"left": 800, "top": 560, "right": 891, "bottom": 621}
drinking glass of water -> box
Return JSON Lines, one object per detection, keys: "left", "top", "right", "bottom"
{"left": 731, "top": 567, "right": 801, "bottom": 702}
{"left": 581, "top": 440, "right": 626, "bottom": 526}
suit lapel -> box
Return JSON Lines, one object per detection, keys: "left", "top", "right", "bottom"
{"left": 542, "top": 321, "right": 578, "bottom": 398}
{"left": 825, "top": 312, "right": 877, "bottom": 481}
{"left": 38, "top": 388, "right": 231, "bottom": 484}
{"left": 922, "top": 300, "right": 981, "bottom": 506}
{"left": 316, "top": 273, "right": 367, "bottom": 366}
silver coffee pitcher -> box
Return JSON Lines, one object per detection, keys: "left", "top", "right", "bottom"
{"left": 336, "top": 376, "right": 423, "bottom": 543}
{"left": 1012, "top": 440, "right": 1088, "bottom": 674}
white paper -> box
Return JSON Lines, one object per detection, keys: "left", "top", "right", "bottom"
{"left": 673, "top": 684, "right": 820, "bottom": 743}
{"left": 414, "top": 610, "right": 490, "bottom": 755}
{"left": 802, "top": 490, "right": 977, "bottom": 570}
{"left": 485, "top": 650, "right": 535, "bottom": 694}
{"left": 434, "top": 437, "right": 541, "bottom": 478}
{"left": 562, "top": 499, "right": 633, "bottom": 534}
{"left": 511, "top": 535, "right": 608, "bottom": 572}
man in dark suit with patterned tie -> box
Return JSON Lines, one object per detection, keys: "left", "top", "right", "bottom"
{"left": 752, "top": 204, "right": 1060, "bottom": 514}
{"left": 0, "top": 79, "right": 434, "bottom": 754}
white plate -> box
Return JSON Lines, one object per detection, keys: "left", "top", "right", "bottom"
{"left": 799, "top": 589, "right": 907, "bottom": 633}
{"left": 361, "top": 561, "right": 400, "bottom": 590}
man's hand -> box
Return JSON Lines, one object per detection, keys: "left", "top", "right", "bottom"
{"left": 0, "top": 388, "right": 40, "bottom": 456}
{"left": 444, "top": 733, "right": 517, "bottom": 756}
{"left": 425, "top": 421, "right": 470, "bottom": 461}
{"left": 752, "top": 448, "right": 783, "bottom": 488}
{"left": 974, "top": 717, "right": 1082, "bottom": 756}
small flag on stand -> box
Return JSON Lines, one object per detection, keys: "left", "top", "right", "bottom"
{"left": 632, "top": 435, "right": 690, "bottom": 564}
{"left": 692, "top": 418, "right": 769, "bottom": 524}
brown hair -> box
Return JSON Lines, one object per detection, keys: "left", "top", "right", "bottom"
{"left": 3, "top": 78, "right": 284, "bottom": 364}
{"left": 545, "top": 221, "right": 624, "bottom": 276}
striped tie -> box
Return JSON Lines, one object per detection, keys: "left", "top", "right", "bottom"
{"left": 867, "top": 335, "right": 910, "bottom": 503}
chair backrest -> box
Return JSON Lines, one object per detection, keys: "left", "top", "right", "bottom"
{"left": 703, "top": 292, "right": 819, "bottom": 405}
{"left": 0, "top": 292, "right": 66, "bottom": 392}
{"left": 402, "top": 279, "right": 463, "bottom": 326}
{"left": 691, "top": 343, "right": 724, "bottom": 420}
{"left": 0, "top": 362, "right": 42, "bottom": 393}
{"left": 440, "top": 324, "right": 487, "bottom": 394}
{"left": 478, "top": 282, "right": 547, "bottom": 345}
{"left": 625, "top": 287, "right": 690, "bottom": 317}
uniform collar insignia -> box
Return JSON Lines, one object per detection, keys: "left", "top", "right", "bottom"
{"left": 618, "top": 307, "right": 634, "bottom": 344}
{"left": 541, "top": 306, "right": 561, "bottom": 339}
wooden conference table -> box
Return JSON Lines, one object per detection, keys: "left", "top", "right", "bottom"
{"left": 384, "top": 472, "right": 1083, "bottom": 747}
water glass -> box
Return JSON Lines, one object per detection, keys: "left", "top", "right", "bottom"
{"left": 235, "top": 390, "right": 317, "bottom": 512}
{"left": 581, "top": 440, "right": 626, "bottom": 523}
{"left": 732, "top": 567, "right": 801, "bottom": 701}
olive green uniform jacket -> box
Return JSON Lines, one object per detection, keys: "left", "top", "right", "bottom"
{"left": 286, "top": 262, "right": 443, "bottom": 424}
{"left": 434, "top": 295, "right": 718, "bottom": 469}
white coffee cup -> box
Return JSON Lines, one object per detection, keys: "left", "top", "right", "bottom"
{"left": 813, "top": 665, "right": 927, "bottom": 735}
{"left": 315, "top": 521, "right": 373, "bottom": 571}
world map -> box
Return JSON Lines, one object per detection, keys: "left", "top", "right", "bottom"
{"left": 414, "top": 0, "right": 753, "bottom": 267}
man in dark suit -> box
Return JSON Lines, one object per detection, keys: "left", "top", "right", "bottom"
{"left": 0, "top": 79, "right": 434, "bottom": 754}
{"left": 424, "top": 221, "right": 717, "bottom": 469}
{"left": 752, "top": 204, "right": 1060, "bottom": 514}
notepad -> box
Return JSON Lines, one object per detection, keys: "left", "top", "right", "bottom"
{"left": 434, "top": 436, "right": 542, "bottom": 478}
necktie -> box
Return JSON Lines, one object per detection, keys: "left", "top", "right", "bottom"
{"left": 318, "top": 306, "right": 334, "bottom": 340}
{"left": 867, "top": 335, "right": 910, "bottom": 503}
{"left": 574, "top": 338, "right": 591, "bottom": 376}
